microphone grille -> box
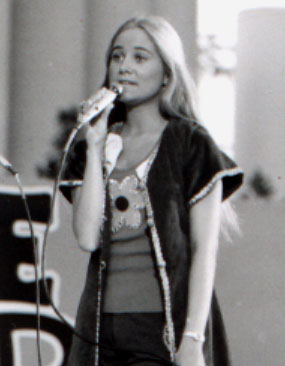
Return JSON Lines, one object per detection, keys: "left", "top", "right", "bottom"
{"left": 109, "top": 82, "right": 123, "bottom": 96}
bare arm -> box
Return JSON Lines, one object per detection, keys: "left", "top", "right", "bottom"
{"left": 176, "top": 180, "right": 222, "bottom": 366}
{"left": 186, "top": 180, "right": 222, "bottom": 333}
{"left": 72, "top": 106, "right": 112, "bottom": 252}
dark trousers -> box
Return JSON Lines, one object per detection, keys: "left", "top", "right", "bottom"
{"left": 99, "top": 312, "right": 175, "bottom": 366}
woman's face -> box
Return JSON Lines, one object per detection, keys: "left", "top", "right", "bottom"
{"left": 108, "top": 28, "right": 165, "bottom": 107}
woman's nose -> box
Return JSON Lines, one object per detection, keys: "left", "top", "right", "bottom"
{"left": 119, "top": 66, "right": 132, "bottom": 75}
{"left": 119, "top": 57, "right": 133, "bottom": 75}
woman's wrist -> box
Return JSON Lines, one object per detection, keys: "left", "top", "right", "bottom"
{"left": 183, "top": 318, "right": 205, "bottom": 343}
{"left": 87, "top": 141, "right": 104, "bottom": 156}
{"left": 183, "top": 331, "right": 205, "bottom": 343}
{"left": 86, "top": 145, "right": 105, "bottom": 169}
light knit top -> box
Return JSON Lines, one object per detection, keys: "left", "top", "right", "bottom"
{"left": 103, "top": 166, "right": 162, "bottom": 313}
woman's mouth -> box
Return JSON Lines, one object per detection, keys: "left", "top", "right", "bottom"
{"left": 119, "top": 80, "right": 137, "bottom": 86}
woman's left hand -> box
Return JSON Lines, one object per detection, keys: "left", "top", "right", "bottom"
{"left": 175, "top": 336, "right": 205, "bottom": 366}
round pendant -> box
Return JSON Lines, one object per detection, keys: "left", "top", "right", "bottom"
{"left": 115, "top": 195, "right": 129, "bottom": 211}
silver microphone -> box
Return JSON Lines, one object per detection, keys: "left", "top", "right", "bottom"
{"left": 77, "top": 83, "right": 123, "bottom": 125}
{"left": 0, "top": 155, "right": 17, "bottom": 175}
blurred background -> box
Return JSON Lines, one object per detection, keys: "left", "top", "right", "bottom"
{"left": 0, "top": 0, "right": 284, "bottom": 365}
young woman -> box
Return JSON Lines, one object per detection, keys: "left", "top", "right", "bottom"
{"left": 60, "top": 16, "right": 243, "bottom": 366}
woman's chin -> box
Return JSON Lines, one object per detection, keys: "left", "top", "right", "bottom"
{"left": 119, "top": 95, "right": 139, "bottom": 107}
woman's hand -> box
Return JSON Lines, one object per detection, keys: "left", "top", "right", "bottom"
{"left": 175, "top": 336, "right": 205, "bottom": 366}
{"left": 72, "top": 103, "right": 114, "bottom": 252}
{"left": 85, "top": 103, "right": 114, "bottom": 151}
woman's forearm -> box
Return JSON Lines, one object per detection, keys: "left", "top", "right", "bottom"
{"left": 72, "top": 105, "right": 112, "bottom": 252}
{"left": 185, "top": 240, "right": 218, "bottom": 334}
{"left": 185, "top": 181, "right": 222, "bottom": 335}
{"left": 72, "top": 145, "right": 105, "bottom": 252}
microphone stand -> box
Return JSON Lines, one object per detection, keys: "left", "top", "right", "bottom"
{"left": 0, "top": 160, "right": 42, "bottom": 366}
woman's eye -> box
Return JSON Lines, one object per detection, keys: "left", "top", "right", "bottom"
{"left": 135, "top": 54, "right": 147, "bottom": 63}
{"left": 111, "top": 52, "right": 124, "bottom": 62}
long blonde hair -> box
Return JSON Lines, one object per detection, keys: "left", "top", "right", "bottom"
{"left": 103, "top": 15, "right": 199, "bottom": 122}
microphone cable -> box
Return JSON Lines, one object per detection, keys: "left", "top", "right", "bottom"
{"left": 41, "top": 83, "right": 124, "bottom": 343}
{"left": 40, "top": 93, "right": 176, "bottom": 364}
{"left": 40, "top": 124, "right": 176, "bottom": 366}
{"left": 0, "top": 158, "right": 42, "bottom": 366}
{"left": 41, "top": 121, "right": 95, "bottom": 341}
{"left": 0, "top": 88, "right": 176, "bottom": 365}
{"left": 0, "top": 149, "right": 176, "bottom": 366}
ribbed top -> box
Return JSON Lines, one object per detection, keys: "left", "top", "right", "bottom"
{"left": 103, "top": 167, "right": 162, "bottom": 313}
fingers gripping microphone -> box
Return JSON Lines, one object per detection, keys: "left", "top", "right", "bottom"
{"left": 0, "top": 155, "right": 17, "bottom": 175}
{"left": 77, "top": 83, "right": 123, "bottom": 125}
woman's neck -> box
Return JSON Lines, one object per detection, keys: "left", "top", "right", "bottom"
{"left": 124, "top": 101, "right": 167, "bottom": 136}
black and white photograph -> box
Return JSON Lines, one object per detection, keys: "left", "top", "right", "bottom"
{"left": 0, "top": 1, "right": 284, "bottom": 365}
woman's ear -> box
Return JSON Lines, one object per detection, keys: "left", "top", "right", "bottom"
{"left": 162, "top": 76, "right": 169, "bottom": 87}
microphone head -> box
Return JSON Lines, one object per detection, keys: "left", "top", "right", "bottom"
{"left": 0, "top": 155, "right": 17, "bottom": 175}
{"left": 109, "top": 82, "right": 123, "bottom": 96}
